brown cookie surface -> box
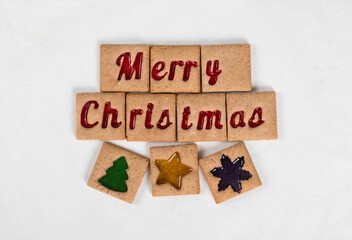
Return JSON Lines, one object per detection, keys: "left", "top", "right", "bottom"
{"left": 199, "top": 142, "right": 262, "bottom": 204}
{"left": 150, "top": 45, "right": 200, "bottom": 93}
{"left": 201, "top": 44, "right": 251, "bottom": 92}
{"left": 87, "top": 142, "right": 149, "bottom": 204}
{"left": 150, "top": 144, "right": 200, "bottom": 196}
{"left": 76, "top": 92, "right": 125, "bottom": 140}
{"left": 100, "top": 44, "right": 150, "bottom": 92}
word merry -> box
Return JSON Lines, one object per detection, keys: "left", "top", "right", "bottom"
{"left": 116, "top": 52, "right": 222, "bottom": 85}
{"left": 100, "top": 44, "right": 252, "bottom": 93}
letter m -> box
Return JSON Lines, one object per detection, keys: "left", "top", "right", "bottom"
{"left": 116, "top": 52, "right": 143, "bottom": 80}
{"left": 197, "top": 110, "right": 223, "bottom": 130}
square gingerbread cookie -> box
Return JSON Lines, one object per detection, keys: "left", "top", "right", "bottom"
{"left": 76, "top": 92, "right": 125, "bottom": 140}
{"left": 100, "top": 44, "right": 149, "bottom": 92}
{"left": 126, "top": 93, "right": 176, "bottom": 141}
{"left": 150, "top": 144, "right": 200, "bottom": 196}
{"left": 201, "top": 44, "right": 251, "bottom": 92}
{"left": 199, "top": 142, "right": 262, "bottom": 204}
{"left": 177, "top": 93, "right": 227, "bottom": 142}
{"left": 87, "top": 142, "right": 149, "bottom": 204}
{"left": 227, "top": 91, "right": 277, "bottom": 141}
{"left": 150, "top": 45, "right": 200, "bottom": 93}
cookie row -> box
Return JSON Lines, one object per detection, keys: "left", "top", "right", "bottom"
{"left": 88, "top": 141, "right": 261, "bottom": 204}
{"left": 100, "top": 44, "right": 251, "bottom": 93}
{"left": 76, "top": 91, "right": 277, "bottom": 141}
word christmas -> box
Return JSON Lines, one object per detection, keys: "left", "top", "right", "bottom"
{"left": 76, "top": 92, "right": 277, "bottom": 141}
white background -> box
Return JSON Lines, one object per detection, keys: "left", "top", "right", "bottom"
{"left": 1, "top": 0, "right": 352, "bottom": 239}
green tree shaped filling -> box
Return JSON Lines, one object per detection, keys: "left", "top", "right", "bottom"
{"left": 98, "top": 156, "right": 128, "bottom": 192}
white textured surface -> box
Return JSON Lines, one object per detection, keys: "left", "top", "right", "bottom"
{"left": 1, "top": 0, "right": 352, "bottom": 239}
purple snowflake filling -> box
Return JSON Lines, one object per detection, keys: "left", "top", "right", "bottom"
{"left": 210, "top": 154, "right": 252, "bottom": 193}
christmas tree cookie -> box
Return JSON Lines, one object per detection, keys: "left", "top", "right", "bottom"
{"left": 98, "top": 156, "right": 128, "bottom": 192}
{"left": 150, "top": 144, "right": 200, "bottom": 196}
{"left": 87, "top": 142, "right": 149, "bottom": 203}
{"left": 199, "top": 141, "right": 261, "bottom": 204}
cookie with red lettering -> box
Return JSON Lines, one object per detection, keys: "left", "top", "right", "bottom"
{"left": 199, "top": 142, "right": 262, "bottom": 204}
{"left": 76, "top": 93, "right": 125, "bottom": 140}
{"left": 150, "top": 144, "right": 200, "bottom": 196}
{"left": 201, "top": 44, "right": 251, "bottom": 92}
{"left": 227, "top": 91, "right": 277, "bottom": 141}
{"left": 177, "top": 93, "right": 227, "bottom": 142}
{"left": 126, "top": 93, "right": 176, "bottom": 141}
{"left": 87, "top": 142, "right": 149, "bottom": 204}
{"left": 150, "top": 45, "right": 200, "bottom": 93}
{"left": 100, "top": 44, "right": 149, "bottom": 92}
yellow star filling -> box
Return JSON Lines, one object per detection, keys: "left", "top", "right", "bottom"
{"left": 155, "top": 152, "right": 192, "bottom": 190}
